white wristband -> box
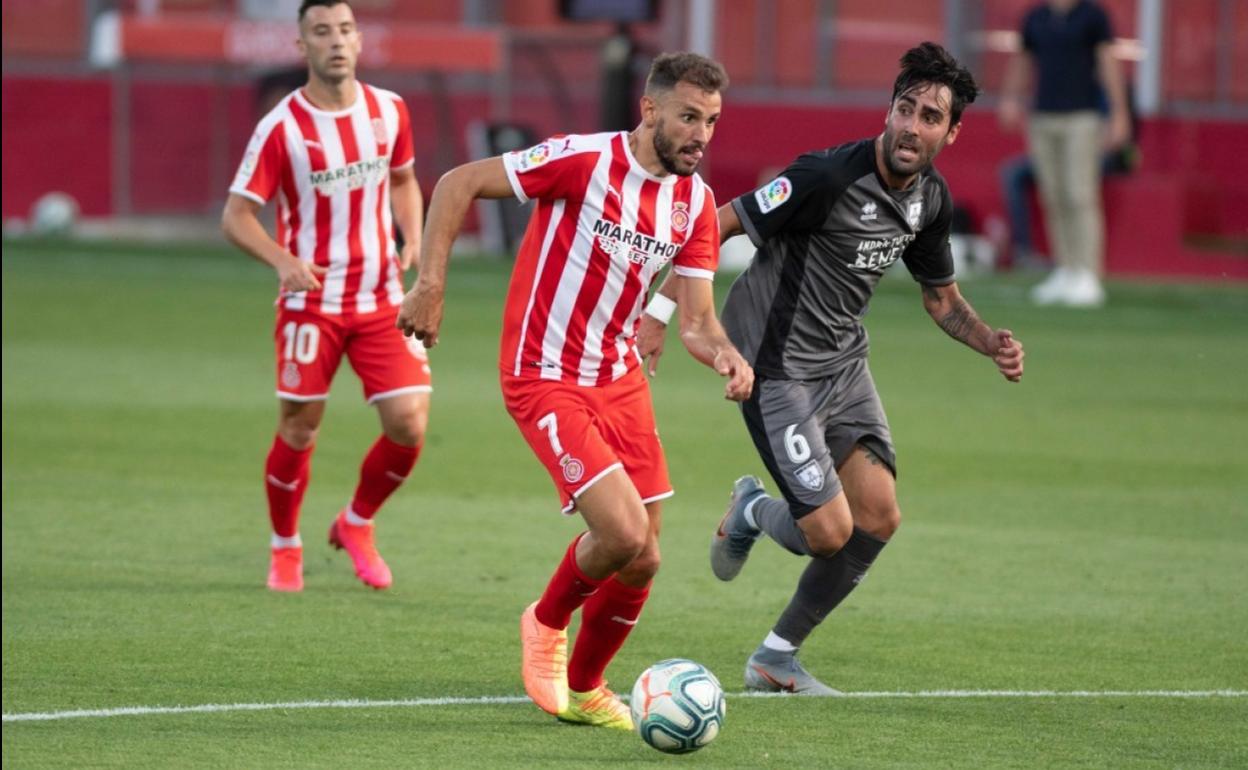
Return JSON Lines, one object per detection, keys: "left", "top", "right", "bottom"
{"left": 643, "top": 293, "right": 677, "bottom": 325}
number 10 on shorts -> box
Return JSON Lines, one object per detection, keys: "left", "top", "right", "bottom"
{"left": 281, "top": 322, "right": 320, "bottom": 364}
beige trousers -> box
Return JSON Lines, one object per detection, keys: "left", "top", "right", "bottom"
{"left": 1027, "top": 111, "right": 1105, "bottom": 276}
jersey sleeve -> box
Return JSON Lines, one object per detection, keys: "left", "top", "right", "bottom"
{"left": 731, "top": 151, "right": 837, "bottom": 247}
{"left": 229, "top": 121, "right": 286, "bottom": 205}
{"left": 672, "top": 186, "right": 719, "bottom": 281}
{"left": 901, "top": 182, "right": 956, "bottom": 286}
{"left": 1087, "top": 4, "right": 1114, "bottom": 45}
{"left": 501, "top": 136, "right": 593, "bottom": 205}
{"left": 391, "top": 97, "right": 415, "bottom": 170}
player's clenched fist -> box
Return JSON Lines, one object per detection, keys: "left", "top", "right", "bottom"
{"left": 396, "top": 282, "right": 444, "bottom": 348}
{"left": 990, "top": 329, "right": 1024, "bottom": 383}
{"left": 714, "top": 348, "right": 754, "bottom": 402}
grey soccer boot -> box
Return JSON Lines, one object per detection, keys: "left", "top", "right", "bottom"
{"left": 744, "top": 646, "right": 842, "bottom": 696}
{"left": 710, "top": 475, "right": 766, "bottom": 581}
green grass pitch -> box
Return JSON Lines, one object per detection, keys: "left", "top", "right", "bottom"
{"left": 3, "top": 238, "right": 1246, "bottom": 768}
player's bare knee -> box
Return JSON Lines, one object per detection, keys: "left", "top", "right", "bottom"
{"left": 859, "top": 505, "right": 900, "bottom": 540}
{"left": 278, "top": 419, "right": 320, "bottom": 450}
{"left": 802, "top": 504, "right": 853, "bottom": 557}
{"left": 622, "top": 548, "right": 661, "bottom": 583}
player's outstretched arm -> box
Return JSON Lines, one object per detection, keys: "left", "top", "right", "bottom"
{"left": 396, "top": 157, "right": 514, "bottom": 347}
{"left": 674, "top": 275, "right": 754, "bottom": 401}
{"left": 920, "top": 282, "right": 1024, "bottom": 382}
{"left": 637, "top": 269, "right": 676, "bottom": 376}
{"left": 390, "top": 165, "right": 424, "bottom": 272}
{"left": 222, "top": 193, "right": 325, "bottom": 292}
{"left": 638, "top": 201, "right": 748, "bottom": 377}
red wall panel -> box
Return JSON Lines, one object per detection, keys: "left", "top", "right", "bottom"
{"left": 1, "top": 77, "right": 113, "bottom": 218}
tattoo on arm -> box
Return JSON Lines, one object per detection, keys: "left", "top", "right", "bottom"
{"left": 860, "top": 444, "right": 886, "bottom": 466}
{"left": 938, "top": 298, "right": 981, "bottom": 344}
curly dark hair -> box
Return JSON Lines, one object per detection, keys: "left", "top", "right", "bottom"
{"left": 891, "top": 42, "right": 980, "bottom": 125}
{"left": 644, "top": 52, "right": 729, "bottom": 96}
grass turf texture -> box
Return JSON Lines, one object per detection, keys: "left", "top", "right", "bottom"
{"left": 3, "top": 238, "right": 1246, "bottom": 768}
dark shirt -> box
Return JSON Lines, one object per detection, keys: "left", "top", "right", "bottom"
{"left": 724, "top": 139, "right": 955, "bottom": 380}
{"left": 1022, "top": 0, "right": 1114, "bottom": 113}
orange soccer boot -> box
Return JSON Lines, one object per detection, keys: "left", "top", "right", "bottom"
{"left": 267, "top": 546, "right": 304, "bottom": 592}
{"left": 328, "top": 512, "right": 393, "bottom": 589}
{"left": 520, "top": 601, "right": 569, "bottom": 715}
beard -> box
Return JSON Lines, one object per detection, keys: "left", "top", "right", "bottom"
{"left": 653, "top": 118, "right": 700, "bottom": 177}
{"left": 881, "top": 126, "right": 945, "bottom": 180}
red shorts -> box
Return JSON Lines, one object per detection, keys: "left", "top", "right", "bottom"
{"left": 274, "top": 306, "right": 432, "bottom": 403}
{"left": 501, "top": 366, "right": 672, "bottom": 514}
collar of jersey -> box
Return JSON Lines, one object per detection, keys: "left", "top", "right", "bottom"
{"left": 294, "top": 81, "right": 364, "bottom": 118}
{"left": 618, "top": 131, "right": 681, "bottom": 185}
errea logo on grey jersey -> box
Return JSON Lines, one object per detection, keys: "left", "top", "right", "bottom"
{"left": 853, "top": 233, "right": 915, "bottom": 270}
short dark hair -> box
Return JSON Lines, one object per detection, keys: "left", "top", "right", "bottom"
{"left": 891, "top": 42, "right": 980, "bottom": 126}
{"left": 299, "top": 0, "right": 350, "bottom": 22}
{"left": 644, "top": 52, "right": 729, "bottom": 96}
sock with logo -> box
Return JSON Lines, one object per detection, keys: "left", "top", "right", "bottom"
{"left": 568, "top": 576, "right": 651, "bottom": 692}
{"left": 349, "top": 435, "right": 421, "bottom": 520}
{"left": 265, "top": 435, "right": 312, "bottom": 538}
{"left": 772, "top": 527, "right": 887, "bottom": 647}
{"left": 535, "top": 534, "right": 607, "bottom": 630}
{"left": 750, "top": 495, "right": 814, "bottom": 556}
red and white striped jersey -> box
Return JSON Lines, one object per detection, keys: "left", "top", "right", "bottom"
{"left": 229, "top": 82, "right": 414, "bottom": 316}
{"left": 500, "top": 131, "right": 719, "bottom": 386}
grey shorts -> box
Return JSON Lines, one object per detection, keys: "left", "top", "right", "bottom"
{"left": 740, "top": 358, "right": 896, "bottom": 517}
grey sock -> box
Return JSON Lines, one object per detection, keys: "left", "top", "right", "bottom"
{"left": 772, "top": 527, "right": 887, "bottom": 647}
{"left": 752, "top": 496, "right": 812, "bottom": 556}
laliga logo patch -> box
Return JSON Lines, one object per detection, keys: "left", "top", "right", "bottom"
{"left": 755, "top": 176, "right": 792, "bottom": 214}
{"left": 671, "top": 201, "right": 690, "bottom": 233}
{"left": 519, "top": 143, "right": 552, "bottom": 170}
{"left": 371, "top": 117, "right": 386, "bottom": 146}
{"left": 560, "top": 454, "right": 585, "bottom": 483}
{"left": 281, "top": 362, "right": 302, "bottom": 389}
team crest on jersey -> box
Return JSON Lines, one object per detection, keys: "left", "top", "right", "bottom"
{"left": 907, "top": 200, "right": 923, "bottom": 227}
{"left": 671, "top": 201, "right": 690, "bottom": 233}
{"left": 371, "top": 117, "right": 386, "bottom": 146}
{"left": 560, "top": 454, "right": 585, "bottom": 483}
{"left": 755, "top": 176, "right": 792, "bottom": 214}
{"left": 281, "top": 362, "right": 301, "bottom": 389}
{"left": 794, "top": 460, "right": 824, "bottom": 492}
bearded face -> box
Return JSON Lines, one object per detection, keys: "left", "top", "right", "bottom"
{"left": 652, "top": 115, "right": 706, "bottom": 177}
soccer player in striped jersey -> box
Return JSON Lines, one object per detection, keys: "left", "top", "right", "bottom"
{"left": 396, "top": 53, "right": 753, "bottom": 729}
{"left": 222, "top": 0, "right": 430, "bottom": 593}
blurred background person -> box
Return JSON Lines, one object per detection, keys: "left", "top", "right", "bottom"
{"left": 999, "top": 0, "right": 1130, "bottom": 307}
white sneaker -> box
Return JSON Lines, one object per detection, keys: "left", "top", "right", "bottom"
{"left": 1060, "top": 270, "right": 1106, "bottom": 308}
{"left": 1030, "top": 268, "right": 1072, "bottom": 306}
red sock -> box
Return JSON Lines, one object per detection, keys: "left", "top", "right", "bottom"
{"left": 350, "top": 435, "right": 421, "bottom": 519}
{"left": 568, "top": 577, "right": 650, "bottom": 692}
{"left": 265, "top": 435, "right": 312, "bottom": 538}
{"left": 534, "top": 534, "right": 606, "bottom": 630}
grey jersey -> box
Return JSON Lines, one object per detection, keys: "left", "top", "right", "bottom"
{"left": 723, "top": 138, "right": 956, "bottom": 380}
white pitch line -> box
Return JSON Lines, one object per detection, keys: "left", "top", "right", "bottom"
{"left": 4, "top": 690, "right": 1245, "bottom": 723}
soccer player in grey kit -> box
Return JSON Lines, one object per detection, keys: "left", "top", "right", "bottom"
{"left": 639, "top": 42, "right": 1025, "bottom": 693}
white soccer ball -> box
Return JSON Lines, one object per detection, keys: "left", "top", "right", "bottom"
{"left": 630, "top": 658, "right": 725, "bottom": 754}
{"left": 30, "top": 192, "right": 79, "bottom": 235}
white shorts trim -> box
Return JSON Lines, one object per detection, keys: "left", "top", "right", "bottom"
{"left": 561, "top": 461, "right": 624, "bottom": 515}
{"left": 640, "top": 490, "right": 674, "bottom": 505}
{"left": 367, "top": 385, "right": 433, "bottom": 404}
{"left": 276, "top": 391, "right": 329, "bottom": 402}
